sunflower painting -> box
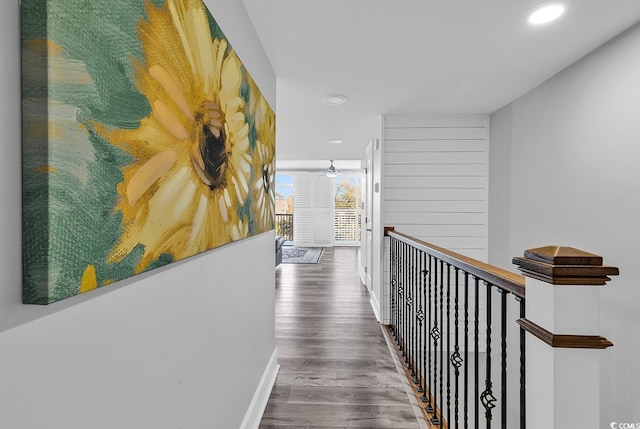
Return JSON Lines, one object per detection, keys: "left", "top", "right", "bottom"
{"left": 21, "top": 0, "right": 275, "bottom": 304}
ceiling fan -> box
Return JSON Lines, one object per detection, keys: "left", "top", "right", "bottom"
{"left": 325, "top": 160, "right": 341, "bottom": 177}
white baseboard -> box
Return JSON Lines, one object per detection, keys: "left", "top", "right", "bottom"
{"left": 359, "top": 266, "right": 367, "bottom": 286}
{"left": 239, "top": 348, "right": 279, "bottom": 429}
{"left": 369, "top": 292, "right": 381, "bottom": 322}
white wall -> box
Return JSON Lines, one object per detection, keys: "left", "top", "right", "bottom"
{"left": 383, "top": 115, "right": 489, "bottom": 261}
{"left": 489, "top": 22, "right": 640, "bottom": 426}
{"left": 378, "top": 115, "right": 490, "bottom": 324}
{"left": 0, "top": 1, "right": 277, "bottom": 428}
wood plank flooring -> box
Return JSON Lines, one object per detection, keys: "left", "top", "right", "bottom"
{"left": 259, "top": 247, "right": 425, "bottom": 429}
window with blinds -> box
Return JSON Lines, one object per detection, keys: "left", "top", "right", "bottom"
{"left": 293, "top": 174, "right": 334, "bottom": 247}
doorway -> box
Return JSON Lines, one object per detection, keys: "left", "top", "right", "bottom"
{"left": 275, "top": 174, "right": 293, "bottom": 242}
{"left": 333, "top": 175, "right": 362, "bottom": 246}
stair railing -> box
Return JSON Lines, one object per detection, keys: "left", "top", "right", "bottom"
{"left": 386, "top": 228, "right": 526, "bottom": 429}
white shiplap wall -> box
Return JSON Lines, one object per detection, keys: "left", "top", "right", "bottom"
{"left": 383, "top": 115, "right": 489, "bottom": 261}
{"left": 381, "top": 115, "right": 488, "bottom": 344}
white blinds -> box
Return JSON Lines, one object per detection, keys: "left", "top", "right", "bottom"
{"left": 293, "top": 174, "right": 334, "bottom": 247}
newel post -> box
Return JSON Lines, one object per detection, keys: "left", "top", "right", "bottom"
{"left": 513, "top": 246, "right": 619, "bottom": 428}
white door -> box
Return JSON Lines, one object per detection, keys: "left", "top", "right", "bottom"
{"left": 361, "top": 141, "right": 374, "bottom": 290}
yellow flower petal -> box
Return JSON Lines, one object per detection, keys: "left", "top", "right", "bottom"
{"left": 189, "top": 194, "right": 208, "bottom": 246}
{"left": 127, "top": 149, "right": 178, "bottom": 205}
{"left": 223, "top": 188, "right": 231, "bottom": 207}
{"left": 187, "top": 6, "right": 215, "bottom": 93}
{"left": 36, "top": 166, "right": 57, "bottom": 173}
{"left": 211, "top": 38, "right": 226, "bottom": 96}
{"left": 218, "top": 195, "right": 228, "bottom": 222}
{"left": 219, "top": 52, "right": 243, "bottom": 112}
{"left": 153, "top": 100, "right": 190, "bottom": 140}
{"left": 148, "top": 164, "right": 193, "bottom": 221}
{"left": 149, "top": 64, "right": 193, "bottom": 121}
{"left": 164, "top": 167, "right": 197, "bottom": 221}
{"left": 167, "top": 0, "right": 199, "bottom": 84}
{"left": 79, "top": 264, "right": 98, "bottom": 293}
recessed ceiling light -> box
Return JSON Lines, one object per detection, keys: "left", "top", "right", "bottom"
{"left": 323, "top": 94, "right": 347, "bottom": 105}
{"left": 328, "top": 139, "right": 343, "bottom": 144}
{"left": 528, "top": 3, "right": 565, "bottom": 25}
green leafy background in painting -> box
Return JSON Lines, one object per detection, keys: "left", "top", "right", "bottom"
{"left": 21, "top": 0, "right": 274, "bottom": 304}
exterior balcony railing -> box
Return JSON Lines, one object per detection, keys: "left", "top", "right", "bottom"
{"left": 275, "top": 213, "right": 293, "bottom": 241}
{"left": 334, "top": 209, "right": 361, "bottom": 243}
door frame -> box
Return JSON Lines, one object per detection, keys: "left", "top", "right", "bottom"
{"left": 360, "top": 140, "right": 374, "bottom": 290}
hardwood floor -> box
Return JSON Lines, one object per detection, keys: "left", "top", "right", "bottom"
{"left": 259, "top": 247, "right": 425, "bottom": 429}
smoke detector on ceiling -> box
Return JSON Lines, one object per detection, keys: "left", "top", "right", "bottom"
{"left": 323, "top": 94, "right": 347, "bottom": 105}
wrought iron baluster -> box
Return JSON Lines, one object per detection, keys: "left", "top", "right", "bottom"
{"left": 419, "top": 251, "right": 427, "bottom": 397}
{"left": 518, "top": 296, "right": 526, "bottom": 429}
{"left": 430, "top": 257, "right": 440, "bottom": 424}
{"left": 396, "top": 239, "right": 401, "bottom": 342}
{"left": 418, "top": 250, "right": 421, "bottom": 377}
{"left": 463, "top": 272, "right": 469, "bottom": 429}
{"left": 416, "top": 249, "right": 421, "bottom": 372}
{"left": 395, "top": 239, "right": 400, "bottom": 341}
{"left": 438, "top": 259, "right": 444, "bottom": 425}
{"left": 396, "top": 238, "right": 400, "bottom": 341}
{"left": 426, "top": 255, "right": 434, "bottom": 413}
{"left": 452, "top": 268, "right": 462, "bottom": 429}
{"left": 390, "top": 238, "right": 394, "bottom": 337}
{"left": 446, "top": 263, "right": 451, "bottom": 426}
{"left": 481, "top": 284, "right": 496, "bottom": 428}
{"left": 416, "top": 248, "right": 420, "bottom": 380}
{"left": 406, "top": 245, "right": 412, "bottom": 366}
{"left": 403, "top": 242, "right": 409, "bottom": 362}
{"left": 398, "top": 243, "right": 407, "bottom": 356}
{"left": 408, "top": 246, "right": 415, "bottom": 373}
{"left": 397, "top": 239, "right": 401, "bottom": 345}
{"left": 474, "top": 276, "right": 480, "bottom": 429}
{"left": 393, "top": 239, "right": 398, "bottom": 342}
{"left": 414, "top": 249, "right": 423, "bottom": 385}
{"left": 391, "top": 239, "right": 400, "bottom": 345}
{"left": 390, "top": 238, "right": 396, "bottom": 340}
{"left": 398, "top": 242, "right": 405, "bottom": 355}
{"left": 500, "top": 289, "right": 508, "bottom": 429}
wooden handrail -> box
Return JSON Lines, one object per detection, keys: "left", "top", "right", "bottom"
{"left": 517, "top": 319, "right": 613, "bottom": 349}
{"left": 386, "top": 229, "right": 526, "bottom": 298}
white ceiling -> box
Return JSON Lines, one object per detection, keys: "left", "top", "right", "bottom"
{"left": 241, "top": 0, "right": 640, "bottom": 165}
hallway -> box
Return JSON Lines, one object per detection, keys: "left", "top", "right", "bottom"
{"left": 259, "top": 247, "right": 424, "bottom": 428}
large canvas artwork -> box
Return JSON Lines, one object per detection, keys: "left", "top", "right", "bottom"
{"left": 21, "top": 0, "right": 276, "bottom": 304}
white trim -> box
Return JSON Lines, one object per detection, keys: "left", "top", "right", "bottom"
{"left": 239, "top": 348, "right": 280, "bottom": 429}
{"left": 369, "top": 292, "right": 381, "bottom": 323}
{"left": 359, "top": 266, "right": 367, "bottom": 287}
